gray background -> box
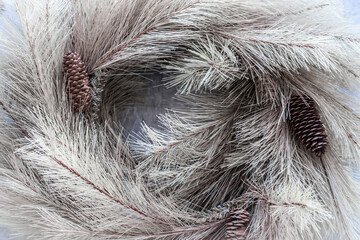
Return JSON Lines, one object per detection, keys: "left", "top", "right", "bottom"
{"left": 0, "top": 0, "right": 360, "bottom": 239}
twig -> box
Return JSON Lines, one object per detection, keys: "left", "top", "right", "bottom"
{"left": 347, "top": 133, "right": 358, "bottom": 146}
{"left": 246, "top": 182, "right": 308, "bottom": 209}
{"left": 152, "top": 109, "right": 236, "bottom": 155}
{"left": 91, "top": 220, "right": 223, "bottom": 237}
{"left": 145, "top": 220, "right": 223, "bottom": 236}
{"left": 151, "top": 102, "right": 258, "bottom": 156}
{"left": 90, "top": 0, "right": 200, "bottom": 72}
{"left": 152, "top": 130, "right": 204, "bottom": 155}
{"left": 218, "top": 32, "right": 315, "bottom": 49}
{"left": 0, "top": 100, "right": 172, "bottom": 225}
{"left": 256, "top": 196, "right": 307, "bottom": 209}
{"left": 51, "top": 156, "right": 168, "bottom": 224}
{"left": 319, "top": 156, "right": 351, "bottom": 239}
{"left": 267, "top": 201, "right": 307, "bottom": 208}
{"left": 313, "top": 32, "right": 360, "bottom": 43}
{"left": 340, "top": 104, "right": 360, "bottom": 147}
{"left": 23, "top": 22, "right": 43, "bottom": 87}
{"left": 286, "top": 4, "right": 330, "bottom": 16}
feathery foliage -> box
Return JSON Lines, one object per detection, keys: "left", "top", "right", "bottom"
{"left": 0, "top": 0, "right": 360, "bottom": 239}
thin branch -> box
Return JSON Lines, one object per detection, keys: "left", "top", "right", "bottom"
{"left": 319, "top": 156, "right": 351, "bottom": 239}
{"left": 208, "top": 61, "right": 241, "bottom": 72}
{"left": 347, "top": 133, "right": 358, "bottom": 146}
{"left": 219, "top": 32, "right": 315, "bottom": 49}
{"left": 285, "top": 4, "right": 330, "bottom": 16}
{"left": 341, "top": 104, "right": 360, "bottom": 147}
{"left": 89, "top": 220, "right": 223, "bottom": 237}
{"left": 23, "top": 21, "right": 44, "bottom": 87}
{"left": 246, "top": 183, "right": 308, "bottom": 209}
{"left": 51, "top": 156, "right": 169, "bottom": 224}
{"left": 152, "top": 110, "right": 236, "bottom": 155}
{"left": 267, "top": 201, "right": 307, "bottom": 208}
{"left": 0, "top": 100, "right": 85, "bottom": 160}
{"left": 143, "top": 220, "right": 223, "bottom": 237}
{"left": 0, "top": 101, "right": 172, "bottom": 225}
{"left": 254, "top": 195, "right": 308, "bottom": 209}
{"left": 90, "top": 0, "right": 200, "bottom": 72}
{"left": 339, "top": 63, "right": 359, "bottom": 78}
{"left": 152, "top": 130, "right": 204, "bottom": 155}
{"left": 313, "top": 32, "right": 360, "bottom": 43}
{"left": 151, "top": 102, "right": 257, "bottom": 156}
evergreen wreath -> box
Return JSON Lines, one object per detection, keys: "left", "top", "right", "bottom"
{"left": 0, "top": 0, "right": 360, "bottom": 239}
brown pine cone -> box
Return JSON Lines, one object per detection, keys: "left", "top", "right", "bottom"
{"left": 63, "top": 51, "right": 92, "bottom": 112}
{"left": 289, "top": 95, "right": 328, "bottom": 157}
{"left": 225, "top": 208, "right": 250, "bottom": 240}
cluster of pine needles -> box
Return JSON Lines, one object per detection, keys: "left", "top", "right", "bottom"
{"left": 0, "top": 0, "right": 360, "bottom": 239}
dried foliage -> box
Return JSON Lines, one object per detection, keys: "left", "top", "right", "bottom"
{"left": 0, "top": 0, "right": 360, "bottom": 239}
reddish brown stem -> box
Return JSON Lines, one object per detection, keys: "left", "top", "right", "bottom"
{"left": 0, "top": 101, "right": 171, "bottom": 225}
{"left": 289, "top": 4, "right": 330, "bottom": 15}
{"left": 24, "top": 22, "right": 44, "bottom": 90}
{"left": 90, "top": 0, "right": 200, "bottom": 72}
{"left": 152, "top": 110, "right": 236, "bottom": 155}
{"left": 219, "top": 32, "right": 315, "bottom": 49}
{"left": 152, "top": 131, "right": 204, "bottom": 155}
{"left": 51, "top": 156, "right": 167, "bottom": 223}
{"left": 145, "top": 220, "right": 223, "bottom": 236}
{"left": 313, "top": 32, "right": 360, "bottom": 43}
{"left": 267, "top": 201, "right": 307, "bottom": 208}
{"left": 340, "top": 104, "right": 360, "bottom": 146}
{"left": 91, "top": 220, "right": 223, "bottom": 237}
{"left": 257, "top": 196, "right": 308, "bottom": 208}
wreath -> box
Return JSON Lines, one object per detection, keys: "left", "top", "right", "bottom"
{"left": 0, "top": 0, "right": 360, "bottom": 239}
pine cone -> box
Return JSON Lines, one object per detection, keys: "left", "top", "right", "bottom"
{"left": 225, "top": 208, "right": 250, "bottom": 240}
{"left": 63, "top": 51, "right": 92, "bottom": 112}
{"left": 289, "top": 95, "right": 328, "bottom": 157}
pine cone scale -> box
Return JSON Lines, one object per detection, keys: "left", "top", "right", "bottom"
{"left": 225, "top": 208, "right": 250, "bottom": 240}
{"left": 289, "top": 95, "right": 328, "bottom": 157}
{"left": 63, "top": 51, "right": 92, "bottom": 112}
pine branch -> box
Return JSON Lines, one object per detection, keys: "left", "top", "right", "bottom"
{"left": 0, "top": 100, "right": 170, "bottom": 225}
{"left": 90, "top": 0, "right": 201, "bottom": 72}
{"left": 1, "top": 0, "right": 360, "bottom": 239}
{"left": 219, "top": 32, "right": 316, "bottom": 49}
{"left": 151, "top": 109, "right": 237, "bottom": 155}
{"left": 285, "top": 4, "right": 330, "bottom": 16}
{"left": 52, "top": 155, "right": 169, "bottom": 224}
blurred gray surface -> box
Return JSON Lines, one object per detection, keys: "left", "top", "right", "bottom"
{"left": 0, "top": 229, "right": 9, "bottom": 240}
{"left": 0, "top": 0, "right": 360, "bottom": 239}
{"left": 119, "top": 71, "right": 183, "bottom": 137}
